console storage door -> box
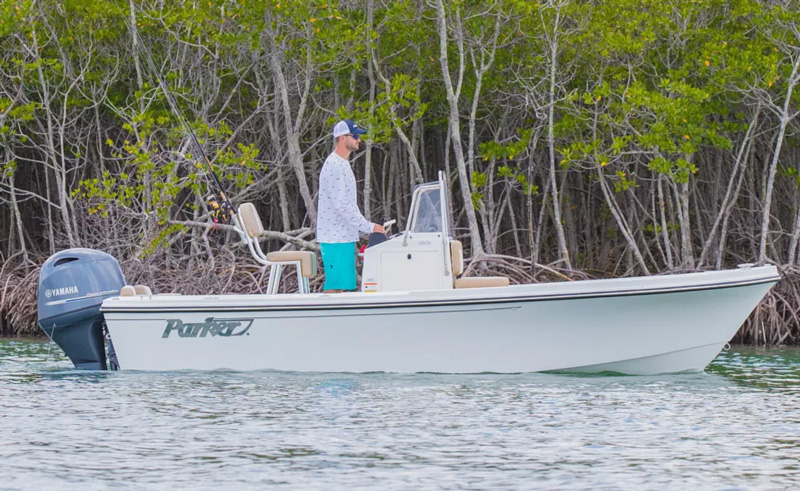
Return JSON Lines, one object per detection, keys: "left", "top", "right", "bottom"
{"left": 380, "top": 251, "right": 441, "bottom": 292}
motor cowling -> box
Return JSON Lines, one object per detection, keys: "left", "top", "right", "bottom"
{"left": 38, "top": 249, "right": 125, "bottom": 370}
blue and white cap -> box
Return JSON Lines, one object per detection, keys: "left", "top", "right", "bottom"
{"left": 332, "top": 120, "right": 367, "bottom": 138}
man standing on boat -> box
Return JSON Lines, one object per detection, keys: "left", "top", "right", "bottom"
{"left": 317, "top": 120, "right": 384, "bottom": 293}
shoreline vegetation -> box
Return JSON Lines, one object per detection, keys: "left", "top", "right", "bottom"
{"left": 2, "top": 1, "right": 800, "bottom": 343}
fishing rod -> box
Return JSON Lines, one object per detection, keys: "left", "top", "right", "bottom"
{"left": 127, "top": 19, "right": 236, "bottom": 223}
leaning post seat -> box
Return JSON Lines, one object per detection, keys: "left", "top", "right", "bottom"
{"left": 238, "top": 202, "right": 265, "bottom": 238}
{"left": 266, "top": 251, "right": 317, "bottom": 278}
{"left": 237, "top": 202, "right": 316, "bottom": 294}
{"left": 449, "top": 240, "right": 510, "bottom": 289}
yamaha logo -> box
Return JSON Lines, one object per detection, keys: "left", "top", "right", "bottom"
{"left": 45, "top": 286, "right": 79, "bottom": 298}
{"left": 162, "top": 317, "right": 254, "bottom": 338}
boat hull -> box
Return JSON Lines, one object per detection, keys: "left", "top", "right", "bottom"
{"left": 101, "top": 267, "right": 779, "bottom": 374}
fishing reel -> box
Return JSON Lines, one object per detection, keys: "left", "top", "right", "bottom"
{"left": 206, "top": 193, "right": 233, "bottom": 225}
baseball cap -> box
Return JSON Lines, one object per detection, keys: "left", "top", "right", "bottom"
{"left": 332, "top": 120, "right": 368, "bottom": 138}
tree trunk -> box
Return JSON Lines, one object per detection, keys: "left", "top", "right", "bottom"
{"left": 32, "top": 24, "right": 76, "bottom": 247}
{"left": 679, "top": 179, "right": 694, "bottom": 269}
{"left": 597, "top": 165, "right": 649, "bottom": 274}
{"left": 545, "top": 6, "right": 570, "bottom": 269}
{"left": 4, "top": 147, "right": 28, "bottom": 263}
{"left": 657, "top": 175, "right": 674, "bottom": 270}
{"left": 434, "top": 0, "right": 485, "bottom": 257}
{"left": 759, "top": 54, "right": 800, "bottom": 264}
{"left": 697, "top": 108, "right": 760, "bottom": 268}
{"left": 265, "top": 28, "right": 317, "bottom": 226}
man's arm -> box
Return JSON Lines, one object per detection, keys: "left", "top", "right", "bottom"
{"left": 331, "top": 162, "right": 377, "bottom": 234}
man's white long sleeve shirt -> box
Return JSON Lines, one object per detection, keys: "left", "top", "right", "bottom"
{"left": 316, "top": 152, "right": 374, "bottom": 243}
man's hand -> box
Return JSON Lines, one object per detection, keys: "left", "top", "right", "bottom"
{"left": 373, "top": 223, "right": 385, "bottom": 234}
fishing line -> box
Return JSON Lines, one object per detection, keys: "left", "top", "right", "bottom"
{"left": 127, "top": 17, "right": 236, "bottom": 215}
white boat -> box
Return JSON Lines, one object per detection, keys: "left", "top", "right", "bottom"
{"left": 37, "top": 172, "right": 779, "bottom": 374}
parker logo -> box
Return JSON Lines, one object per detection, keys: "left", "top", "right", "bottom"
{"left": 162, "top": 317, "right": 254, "bottom": 338}
{"left": 45, "top": 286, "right": 79, "bottom": 298}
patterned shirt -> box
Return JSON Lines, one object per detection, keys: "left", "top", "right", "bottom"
{"left": 316, "top": 152, "right": 374, "bottom": 243}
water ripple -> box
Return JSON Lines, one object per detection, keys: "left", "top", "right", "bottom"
{"left": 1, "top": 340, "right": 799, "bottom": 490}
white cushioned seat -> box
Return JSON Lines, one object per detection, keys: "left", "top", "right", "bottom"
{"left": 450, "top": 240, "right": 464, "bottom": 276}
{"left": 449, "top": 240, "right": 508, "bottom": 288}
{"left": 133, "top": 285, "right": 152, "bottom": 295}
{"left": 238, "top": 202, "right": 264, "bottom": 238}
{"left": 454, "top": 277, "right": 510, "bottom": 289}
{"left": 266, "top": 251, "right": 317, "bottom": 278}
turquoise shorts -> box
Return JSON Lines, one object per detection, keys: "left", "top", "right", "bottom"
{"left": 320, "top": 242, "right": 357, "bottom": 291}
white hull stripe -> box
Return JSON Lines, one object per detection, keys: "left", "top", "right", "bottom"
{"left": 100, "top": 277, "right": 778, "bottom": 313}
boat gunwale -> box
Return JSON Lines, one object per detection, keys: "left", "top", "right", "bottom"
{"left": 100, "top": 272, "right": 780, "bottom": 314}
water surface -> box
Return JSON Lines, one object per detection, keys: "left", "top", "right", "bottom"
{"left": 1, "top": 340, "right": 799, "bottom": 490}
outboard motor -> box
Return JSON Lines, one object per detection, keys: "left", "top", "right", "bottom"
{"left": 37, "top": 249, "right": 126, "bottom": 370}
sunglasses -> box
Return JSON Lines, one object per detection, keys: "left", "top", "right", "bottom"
{"left": 347, "top": 133, "right": 359, "bottom": 141}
